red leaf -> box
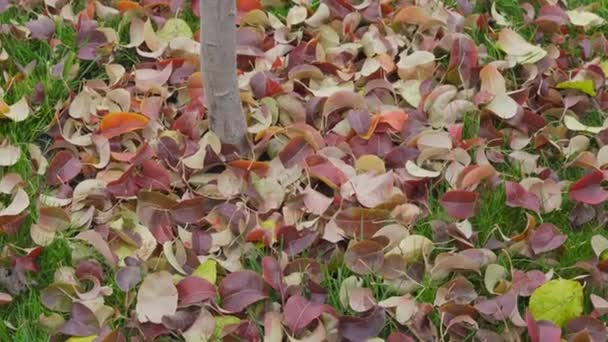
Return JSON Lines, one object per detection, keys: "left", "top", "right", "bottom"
{"left": 99, "top": 112, "right": 149, "bottom": 138}
{"left": 107, "top": 166, "right": 139, "bottom": 197}
{"left": 12, "top": 246, "right": 43, "bottom": 273}
{"left": 237, "top": 0, "right": 262, "bottom": 12}
{"left": 440, "top": 190, "right": 478, "bottom": 219}
{"left": 569, "top": 171, "right": 608, "bottom": 205}
{"left": 218, "top": 270, "right": 268, "bottom": 313}
{"left": 134, "top": 161, "right": 171, "bottom": 192}
{"left": 46, "top": 151, "right": 82, "bottom": 186}
{"left": 191, "top": 0, "right": 200, "bottom": 17}
{"left": 505, "top": 181, "right": 540, "bottom": 212}
{"left": 283, "top": 295, "right": 336, "bottom": 333}
{"left": 176, "top": 276, "right": 216, "bottom": 307}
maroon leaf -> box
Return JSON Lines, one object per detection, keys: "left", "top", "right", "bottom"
{"left": 448, "top": 37, "right": 478, "bottom": 86}
{"left": 75, "top": 260, "right": 103, "bottom": 282}
{"left": 338, "top": 306, "right": 386, "bottom": 342}
{"left": 60, "top": 302, "right": 100, "bottom": 336}
{"left": 171, "top": 197, "right": 208, "bottom": 225}
{"left": 505, "top": 181, "right": 540, "bottom": 212}
{"left": 566, "top": 316, "right": 608, "bottom": 342}
{"left": 218, "top": 270, "right": 268, "bottom": 313}
{"left": 161, "top": 310, "right": 197, "bottom": 331}
{"left": 176, "top": 276, "right": 216, "bottom": 307}
{"left": 262, "top": 256, "right": 284, "bottom": 295}
{"left": 529, "top": 223, "right": 567, "bottom": 255}
{"left": 439, "top": 190, "right": 478, "bottom": 219}
{"left": 388, "top": 332, "right": 416, "bottom": 342}
{"left": 569, "top": 171, "right": 608, "bottom": 205}
{"left": 134, "top": 161, "right": 171, "bottom": 192}
{"left": 279, "top": 136, "right": 314, "bottom": 169}
{"left": 191, "top": 230, "right": 212, "bottom": 255}
{"left": 277, "top": 226, "right": 318, "bottom": 257}
{"left": 344, "top": 240, "right": 384, "bottom": 275}
{"left": 46, "top": 151, "right": 82, "bottom": 186}
{"left": 283, "top": 295, "right": 336, "bottom": 333}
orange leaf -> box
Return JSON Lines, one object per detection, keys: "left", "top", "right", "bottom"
{"left": 99, "top": 112, "right": 150, "bottom": 138}
{"left": 228, "top": 160, "right": 269, "bottom": 174}
{"left": 237, "top": 0, "right": 263, "bottom": 12}
{"left": 361, "top": 115, "right": 381, "bottom": 140}
{"left": 378, "top": 109, "right": 408, "bottom": 131}
{"left": 116, "top": 0, "right": 143, "bottom": 12}
{"left": 255, "top": 126, "right": 283, "bottom": 142}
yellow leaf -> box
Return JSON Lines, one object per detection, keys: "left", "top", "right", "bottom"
{"left": 193, "top": 259, "right": 217, "bottom": 284}
{"left": 356, "top": 155, "right": 386, "bottom": 174}
{"left": 556, "top": 80, "right": 596, "bottom": 96}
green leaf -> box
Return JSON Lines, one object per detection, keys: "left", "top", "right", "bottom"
{"left": 213, "top": 316, "right": 240, "bottom": 339}
{"left": 193, "top": 259, "right": 217, "bottom": 284}
{"left": 529, "top": 279, "right": 583, "bottom": 327}
{"left": 556, "top": 80, "right": 596, "bottom": 96}
{"left": 158, "top": 18, "right": 193, "bottom": 42}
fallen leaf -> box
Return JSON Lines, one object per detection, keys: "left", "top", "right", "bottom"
{"left": 344, "top": 240, "right": 384, "bottom": 275}
{"left": 569, "top": 171, "right": 608, "bottom": 205}
{"left": 99, "top": 112, "right": 149, "bottom": 138}
{"left": 218, "top": 270, "right": 268, "bottom": 313}
{"left": 284, "top": 295, "right": 335, "bottom": 333}
{"left": 135, "top": 271, "right": 178, "bottom": 324}
{"left": 529, "top": 279, "right": 583, "bottom": 327}
{"left": 439, "top": 190, "right": 478, "bottom": 219}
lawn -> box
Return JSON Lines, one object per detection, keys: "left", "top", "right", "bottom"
{"left": 1, "top": 0, "right": 608, "bottom": 340}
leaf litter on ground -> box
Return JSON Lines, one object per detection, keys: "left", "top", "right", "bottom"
{"left": 1, "top": 0, "right": 608, "bottom": 340}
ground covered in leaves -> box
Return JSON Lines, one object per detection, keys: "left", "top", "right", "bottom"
{"left": 1, "top": 0, "right": 608, "bottom": 340}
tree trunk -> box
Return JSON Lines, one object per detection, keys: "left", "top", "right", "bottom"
{"left": 200, "top": 0, "right": 251, "bottom": 154}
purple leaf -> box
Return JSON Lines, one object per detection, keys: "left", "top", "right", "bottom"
{"left": 529, "top": 223, "right": 567, "bottom": 255}
{"left": 338, "top": 306, "right": 386, "bottom": 342}
{"left": 116, "top": 266, "right": 141, "bottom": 292}
{"left": 218, "top": 270, "right": 268, "bottom": 313}
{"left": 60, "top": 303, "right": 100, "bottom": 336}
{"left": 26, "top": 16, "right": 55, "bottom": 40}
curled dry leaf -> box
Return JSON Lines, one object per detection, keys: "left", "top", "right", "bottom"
{"left": 1, "top": 97, "right": 31, "bottom": 122}
{"left": 0, "top": 141, "right": 20, "bottom": 166}
{"left": 136, "top": 271, "right": 178, "bottom": 324}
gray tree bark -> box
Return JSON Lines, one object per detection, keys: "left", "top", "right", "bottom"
{"left": 200, "top": 0, "right": 251, "bottom": 154}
